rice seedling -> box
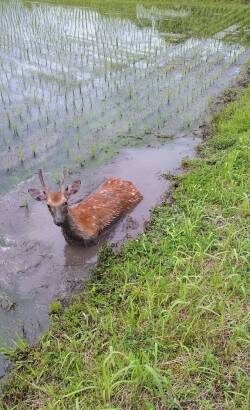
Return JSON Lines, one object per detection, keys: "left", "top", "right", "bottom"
{"left": 19, "top": 198, "right": 29, "bottom": 208}
{"left": 17, "top": 147, "right": 25, "bottom": 164}
{"left": 0, "top": 0, "right": 249, "bottom": 196}
{"left": 75, "top": 154, "right": 85, "bottom": 168}
{"left": 30, "top": 143, "right": 37, "bottom": 158}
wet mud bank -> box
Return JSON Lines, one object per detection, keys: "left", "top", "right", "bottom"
{"left": 0, "top": 135, "right": 199, "bottom": 380}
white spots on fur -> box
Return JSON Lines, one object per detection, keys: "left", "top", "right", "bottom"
{"left": 66, "top": 177, "right": 142, "bottom": 241}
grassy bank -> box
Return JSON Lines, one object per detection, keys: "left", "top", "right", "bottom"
{"left": 2, "top": 83, "right": 250, "bottom": 408}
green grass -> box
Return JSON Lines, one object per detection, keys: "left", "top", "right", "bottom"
{"left": 1, "top": 84, "right": 250, "bottom": 408}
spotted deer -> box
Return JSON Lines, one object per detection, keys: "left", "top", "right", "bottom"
{"left": 28, "top": 170, "right": 143, "bottom": 246}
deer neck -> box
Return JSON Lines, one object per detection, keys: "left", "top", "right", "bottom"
{"left": 60, "top": 207, "right": 95, "bottom": 246}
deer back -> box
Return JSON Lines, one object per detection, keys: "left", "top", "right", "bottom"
{"left": 69, "top": 177, "right": 143, "bottom": 238}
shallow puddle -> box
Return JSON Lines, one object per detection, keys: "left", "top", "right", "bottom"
{"left": 0, "top": 135, "right": 199, "bottom": 379}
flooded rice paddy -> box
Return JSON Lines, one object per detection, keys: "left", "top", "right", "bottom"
{"left": 0, "top": 0, "right": 249, "bottom": 380}
{"left": 0, "top": 0, "right": 249, "bottom": 192}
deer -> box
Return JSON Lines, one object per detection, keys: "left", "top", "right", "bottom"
{"left": 28, "top": 170, "right": 143, "bottom": 246}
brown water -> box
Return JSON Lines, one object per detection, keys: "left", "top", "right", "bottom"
{"left": 0, "top": 135, "right": 199, "bottom": 378}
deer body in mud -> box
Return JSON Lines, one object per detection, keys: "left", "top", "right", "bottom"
{"left": 28, "top": 170, "right": 143, "bottom": 246}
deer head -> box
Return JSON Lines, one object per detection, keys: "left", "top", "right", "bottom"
{"left": 28, "top": 169, "right": 81, "bottom": 226}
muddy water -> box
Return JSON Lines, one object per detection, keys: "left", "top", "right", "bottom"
{"left": 0, "top": 0, "right": 250, "bottom": 381}
{"left": 0, "top": 135, "right": 199, "bottom": 379}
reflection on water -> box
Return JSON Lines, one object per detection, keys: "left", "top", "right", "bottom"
{"left": 0, "top": 0, "right": 248, "bottom": 192}
{"left": 136, "top": 4, "right": 190, "bottom": 25}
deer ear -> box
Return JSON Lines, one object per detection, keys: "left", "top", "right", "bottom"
{"left": 64, "top": 180, "right": 81, "bottom": 197}
{"left": 28, "top": 188, "right": 47, "bottom": 201}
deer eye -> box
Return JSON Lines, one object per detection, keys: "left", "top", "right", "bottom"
{"left": 47, "top": 204, "right": 51, "bottom": 210}
{"left": 63, "top": 201, "right": 67, "bottom": 206}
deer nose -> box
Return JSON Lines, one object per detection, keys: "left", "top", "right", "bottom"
{"left": 54, "top": 216, "right": 63, "bottom": 226}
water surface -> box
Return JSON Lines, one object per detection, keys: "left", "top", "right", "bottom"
{"left": 0, "top": 0, "right": 249, "bottom": 192}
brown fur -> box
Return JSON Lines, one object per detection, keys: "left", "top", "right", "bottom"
{"left": 29, "top": 175, "right": 143, "bottom": 246}
{"left": 47, "top": 192, "right": 66, "bottom": 206}
{"left": 68, "top": 177, "right": 142, "bottom": 240}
